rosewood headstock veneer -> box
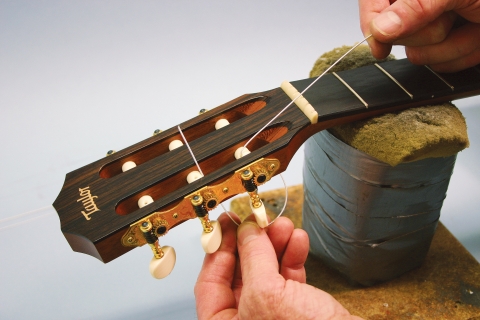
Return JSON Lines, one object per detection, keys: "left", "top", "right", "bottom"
{"left": 53, "top": 59, "right": 480, "bottom": 278}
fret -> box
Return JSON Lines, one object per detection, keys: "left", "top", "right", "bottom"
{"left": 374, "top": 63, "right": 413, "bottom": 99}
{"left": 291, "top": 63, "right": 420, "bottom": 119}
{"left": 288, "top": 59, "right": 480, "bottom": 121}
{"left": 424, "top": 66, "right": 454, "bottom": 91}
{"left": 370, "top": 59, "right": 458, "bottom": 101}
{"left": 291, "top": 74, "right": 368, "bottom": 119}
{"left": 320, "top": 64, "right": 413, "bottom": 115}
{"left": 332, "top": 72, "right": 369, "bottom": 108}
{"left": 440, "top": 66, "right": 480, "bottom": 91}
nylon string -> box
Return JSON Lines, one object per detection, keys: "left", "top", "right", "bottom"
{"left": 177, "top": 125, "right": 240, "bottom": 225}
{"left": 2, "top": 37, "right": 373, "bottom": 234}
{"left": 241, "top": 35, "right": 372, "bottom": 154}
{"left": 238, "top": 35, "right": 372, "bottom": 225}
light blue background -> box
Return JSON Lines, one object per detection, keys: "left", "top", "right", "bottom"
{"left": 1, "top": 1, "right": 479, "bottom": 319}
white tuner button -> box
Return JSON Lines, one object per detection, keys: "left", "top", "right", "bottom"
{"left": 201, "top": 220, "right": 222, "bottom": 253}
{"left": 138, "top": 195, "right": 154, "bottom": 208}
{"left": 215, "top": 119, "right": 230, "bottom": 130}
{"left": 250, "top": 200, "right": 268, "bottom": 228}
{"left": 187, "top": 171, "right": 204, "bottom": 184}
{"left": 169, "top": 140, "right": 184, "bottom": 151}
{"left": 149, "top": 246, "right": 176, "bottom": 279}
{"left": 234, "top": 147, "right": 251, "bottom": 159}
{"left": 122, "top": 161, "right": 137, "bottom": 172}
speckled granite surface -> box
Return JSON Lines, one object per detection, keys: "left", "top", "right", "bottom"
{"left": 231, "top": 185, "right": 480, "bottom": 319}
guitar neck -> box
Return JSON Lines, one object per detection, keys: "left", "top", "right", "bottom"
{"left": 291, "top": 59, "right": 480, "bottom": 124}
{"left": 53, "top": 58, "right": 480, "bottom": 264}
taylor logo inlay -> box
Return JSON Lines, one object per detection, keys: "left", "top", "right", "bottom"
{"left": 77, "top": 186, "right": 100, "bottom": 220}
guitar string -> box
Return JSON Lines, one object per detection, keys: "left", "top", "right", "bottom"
{"left": 177, "top": 125, "right": 239, "bottom": 225}
{"left": 240, "top": 34, "right": 372, "bottom": 154}
{"left": 0, "top": 205, "right": 53, "bottom": 232}
{"left": 1, "top": 37, "right": 374, "bottom": 234}
{"left": 177, "top": 125, "right": 204, "bottom": 176}
{"left": 0, "top": 37, "right": 374, "bottom": 239}
{"left": 177, "top": 124, "right": 288, "bottom": 227}
{"left": 178, "top": 36, "right": 372, "bottom": 228}
{"left": 235, "top": 35, "right": 372, "bottom": 226}
{"left": 267, "top": 172, "right": 288, "bottom": 226}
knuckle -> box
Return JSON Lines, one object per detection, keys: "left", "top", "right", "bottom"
{"left": 405, "top": 47, "right": 425, "bottom": 65}
{"left": 429, "top": 21, "right": 449, "bottom": 43}
{"left": 404, "top": 0, "right": 442, "bottom": 18}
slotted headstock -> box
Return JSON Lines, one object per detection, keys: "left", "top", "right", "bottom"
{"left": 53, "top": 58, "right": 480, "bottom": 274}
{"left": 53, "top": 86, "right": 312, "bottom": 263}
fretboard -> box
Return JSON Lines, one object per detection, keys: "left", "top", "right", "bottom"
{"left": 290, "top": 59, "right": 480, "bottom": 121}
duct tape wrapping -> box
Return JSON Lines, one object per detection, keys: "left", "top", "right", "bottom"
{"left": 302, "top": 130, "right": 456, "bottom": 286}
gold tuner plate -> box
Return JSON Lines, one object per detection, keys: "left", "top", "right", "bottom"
{"left": 121, "top": 158, "right": 280, "bottom": 248}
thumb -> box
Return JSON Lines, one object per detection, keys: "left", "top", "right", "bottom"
{"left": 237, "top": 221, "right": 279, "bottom": 285}
{"left": 370, "top": 0, "right": 448, "bottom": 41}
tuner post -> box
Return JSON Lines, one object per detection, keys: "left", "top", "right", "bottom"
{"left": 191, "top": 195, "right": 207, "bottom": 217}
{"left": 140, "top": 220, "right": 164, "bottom": 259}
{"left": 241, "top": 169, "right": 262, "bottom": 209}
{"left": 199, "top": 214, "right": 213, "bottom": 233}
{"left": 191, "top": 194, "right": 222, "bottom": 254}
{"left": 191, "top": 195, "right": 214, "bottom": 233}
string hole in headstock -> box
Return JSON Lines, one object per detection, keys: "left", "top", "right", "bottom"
{"left": 156, "top": 225, "right": 167, "bottom": 236}
{"left": 206, "top": 199, "right": 217, "bottom": 209}
{"left": 256, "top": 174, "right": 267, "bottom": 184}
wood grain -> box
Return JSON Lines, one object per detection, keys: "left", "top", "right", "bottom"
{"left": 53, "top": 59, "right": 480, "bottom": 263}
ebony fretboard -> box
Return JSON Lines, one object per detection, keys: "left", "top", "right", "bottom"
{"left": 291, "top": 59, "right": 480, "bottom": 121}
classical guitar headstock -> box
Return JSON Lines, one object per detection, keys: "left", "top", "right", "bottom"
{"left": 53, "top": 85, "right": 312, "bottom": 278}
{"left": 53, "top": 58, "right": 480, "bottom": 279}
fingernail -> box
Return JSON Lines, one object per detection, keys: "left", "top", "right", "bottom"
{"left": 373, "top": 11, "right": 402, "bottom": 36}
{"left": 237, "top": 221, "right": 261, "bottom": 246}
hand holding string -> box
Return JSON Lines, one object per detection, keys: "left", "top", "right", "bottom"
{"left": 359, "top": 0, "right": 480, "bottom": 72}
{"left": 195, "top": 212, "right": 362, "bottom": 319}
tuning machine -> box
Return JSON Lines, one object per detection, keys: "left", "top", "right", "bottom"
{"left": 140, "top": 220, "right": 176, "bottom": 279}
{"left": 191, "top": 194, "right": 222, "bottom": 254}
{"left": 120, "top": 158, "right": 280, "bottom": 279}
{"left": 240, "top": 169, "right": 268, "bottom": 228}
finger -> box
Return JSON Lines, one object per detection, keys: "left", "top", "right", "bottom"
{"left": 394, "top": 11, "right": 456, "bottom": 46}
{"left": 232, "top": 256, "right": 243, "bottom": 307}
{"left": 370, "top": 0, "right": 448, "bottom": 42}
{"left": 359, "top": 0, "right": 391, "bottom": 36}
{"left": 279, "top": 228, "right": 309, "bottom": 283}
{"left": 405, "top": 22, "right": 480, "bottom": 68}
{"left": 428, "top": 46, "right": 480, "bottom": 72}
{"left": 235, "top": 212, "right": 280, "bottom": 300}
{"left": 195, "top": 212, "right": 240, "bottom": 320}
{"left": 242, "top": 212, "right": 271, "bottom": 225}
{"left": 266, "top": 216, "right": 294, "bottom": 262}
{"left": 237, "top": 221, "right": 282, "bottom": 286}
{"left": 358, "top": 0, "right": 393, "bottom": 59}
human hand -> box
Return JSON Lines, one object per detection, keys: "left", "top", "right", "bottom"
{"left": 195, "top": 213, "right": 361, "bottom": 319}
{"left": 359, "top": 0, "right": 480, "bottom": 72}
